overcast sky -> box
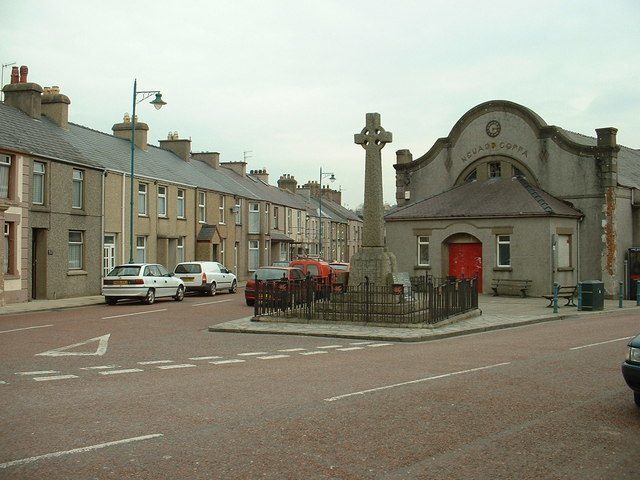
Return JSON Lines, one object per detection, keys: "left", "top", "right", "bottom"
{"left": 3, "top": 0, "right": 639, "bottom": 209}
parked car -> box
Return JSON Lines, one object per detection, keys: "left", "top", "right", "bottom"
{"left": 174, "top": 261, "right": 237, "bottom": 296}
{"left": 329, "top": 262, "right": 350, "bottom": 272}
{"left": 622, "top": 333, "right": 640, "bottom": 407}
{"left": 245, "top": 266, "right": 306, "bottom": 306}
{"left": 271, "top": 261, "right": 290, "bottom": 267}
{"left": 102, "top": 263, "right": 184, "bottom": 305}
{"left": 330, "top": 262, "right": 351, "bottom": 284}
{"left": 289, "top": 257, "right": 335, "bottom": 296}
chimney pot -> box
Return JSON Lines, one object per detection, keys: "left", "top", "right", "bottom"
{"left": 10, "top": 66, "right": 19, "bottom": 84}
{"left": 19, "top": 65, "right": 28, "bottom": 83}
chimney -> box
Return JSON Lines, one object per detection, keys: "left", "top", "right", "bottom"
{"left": 396, "top": 149, "right": 413, "bottom": 165}
{"left": 192, "top": 151, "right": 220, "bottom": 169}
{"left": 278, "top": 174, "right": 298, "bottom": 194}
{"left": 2, "top": 65, "right": 43, "bottom": 119}
{"left": 250, "top": 168, "right": 269, "bottom": 184}
{"left": 596, "top": 127, "right": 617, "bottom": 148}
{"left": 221, "top": 161, "right": 247, "bottom": 176}
{"left": 596, "top": 127, "right": 618, "bottom": 187}
{"left": 303, "top": 180, "right": 321, "bottom": 199}
{"left": 321, "top": 186, "right": 341, "bottom": 205}
{"left": 159, "top": 131, "right": 191, "bottom": 161}
{"left": 112, "top": 114, "right": 149, "bottom": 150}
{"left": 297, "top": 185, "right": 311, "bottom": 199}
{"left": 41, "top": 86, "right": 71, "bottom": 129}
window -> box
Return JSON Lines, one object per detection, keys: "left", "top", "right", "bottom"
{"left": 0, "top": 155, "right": 11, "bottom": 199}
{"left": 198, "top": 192, "right": 206, "bottom": 223}
{"left": 72, "top": 169, "right": 83, "bottom": 209}
{"left": 248, "top": 240, "right": 260, "bottom": 271}
{"left": 157, "top": 185, "right": 167, "bottom": 217}
{"left": 249, "top": 202, "right": 260, "bottom": 234}
{"left": 220, "top": 238, "right": 226, "bottom": 263}
{"left": 287, "top": 209, "right": 293, "bottom": 234}
{"left": 68, "top": 230, "right": 83, "bottom": 270}
{"left": 464, "top": 169, "right": 477, "bottom": 183}
{"left": 219, "top": 195, "right": 225, "bottom": 224}
{"left": 138, "top": 183, "right": 148, "bottom": 215}
{"left": 279, "top": 242, "right": 288, "bottom": 262}
{"left": 3, "top": 223, "right": 12, "bottom": 274}
{"left": 234, "top": 199, "right": 242, "bottom": 225}
{"left": 272, "top": 206, "right": 279, "bottom": 230}
{"left": 297, "top": 211, "right": 302, "bottom": 233}
{"left": 177, "top": 189, "right": 185, "bottom": 218}
{"left": 497, "top": 235, "right": 511, "bottom": 267}
{"left": 512, "top": 165, "right": 525, "bottom": 178}
{"left": 177, "top": 236, "right": 185, "bottom": 263}
{"left": 417, "top": 236, "right": 430, "bottom": 266}
{"left": 33, "top": 161, "right": 45, "bottom": 204}
{"left": 488, "top": 162, "right": 501, "bottom": 178}
{"left": 136, "top": 236, "right": 146, "bottom": 263}
{"left": 557, "top": 234, "right": 571, "bottom": 268}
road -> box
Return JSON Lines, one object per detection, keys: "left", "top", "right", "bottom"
{"left": 1, "top": 289, "right": 638, "bottom": 479}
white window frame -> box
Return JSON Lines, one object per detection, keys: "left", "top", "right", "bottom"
{"left": 219, "top": 195, "right": 225, "bottom": 224}
{"left": 249, "top": 202, "right": 260, "bottom": 234}
{"left": 0, "top": 155, "right": 11, "bottom": 199}
{"left": 157, "top": 185, "right": 167, "bottom": 217}
{"left": 33, "top": 161, "right": 45, "bottom": 205}
{"left": 488, "top": 162, "right": 501, "bottom": 178}
{"left": 248, "top": 239, "right": 260, "bottom": 271}
{"left": 136, "top": 236, "right": 147, "bottom": 263}
{"left": 234, "top": 199, "right": 242, "bottom": 225}
{"left": 497, "top": 235, "right": 511, "bottom": 267}
{"left": 198, "top": 191, "right": 206, "bottom": 223}
{"left": 177, "top": 236, "right": 185, "bottom": 263}
{"left": 220, "top": 238, "right": 226, "bottom": 264}
{"left": 68, "top": 230, "right": 84, "bottom": 270}
{"left": 287, "top": 208, "right": 293, "bottom": 234}
{"left": 138, "top": 183, "right": 148, "bottom": 216}
{"left": 3, "top": 223, "right": 10, "bottom": 274}
{"left": 417, "top": 236, "right": 429, "bottom": 266}
{"left": 177, "top": 189, "right": 185, "bottom": 219}
{"left": 72, "top": 169, "right": 84, "bottom": 209}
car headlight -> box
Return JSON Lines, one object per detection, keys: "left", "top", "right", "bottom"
{"left": 627, "top": 347, "right": 640, "bottom": 363}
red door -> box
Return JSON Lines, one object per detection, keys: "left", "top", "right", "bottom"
{"left": 448, "top": 243, "right": 483, "bottom": 293}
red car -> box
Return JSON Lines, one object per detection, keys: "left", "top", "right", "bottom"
{"left": 245, "top": 266, "right": 305, "bottom": 306}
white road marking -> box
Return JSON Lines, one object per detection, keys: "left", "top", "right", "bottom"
{"left": 0, "top": 324, "right": 53, "bottom": 334}
{"left": 337, "top": 347, "right": 364, "bottom": 351}
{"left": 237, "top": 352, "right": 268, "bottom": 356}
{"left": 0, "top": 381, "right": 8, "bottom": 384}
{"left": 33, "top": 375, "right": 78, "bottom": 382}
{"left": 101, "top": 309, "right": 166, "bottom": 320}
{"left": 137, "top": 360, "right": 174, "bottom": 365}
{"left": 0, "top": 433, "right": 163, "bottom": 469}
{"left": 257, "top": 355, "right": 290, "bottom": 360}
{"left": 15, "top": 370, "right": 59, "bottom": 376}
{"left": 324, "top": 362, "right": 511, "bottom": 402}
{"left": 317, "top": 345, "right": 343, "bottom": 349}
{"left": 99, "top": 368, "right": 144, "bottom": 375}
{"left": 157, "top": 364, "right": 196, "bottom": 370}
{"left": 36, "top": 334, "right": 110, "bottom": 357}
{"left": 570, "top": 337, "right": 632, "bottom": 350}
{"left": 210, "top": 359, "right": 245, "bottom": 365}
{"left": 367, "top": 343, "right": 393, "bottom": 348}
{"left": 278, "top": 348, "right": 306, "bottom": 352}
{"left": 188, "top": 356, "right": 222, "bottom": 360}
{"left": 349, "top": 341, "right": 374, "bottom": 345}
{"left": 299, "top": 351, "right": 328, "bottom": 356}
{"left": 80, "top": 365, "right": 120, "bottom": 370}
{"left": 191, "top": 299, "right": 234, "bottom": 307}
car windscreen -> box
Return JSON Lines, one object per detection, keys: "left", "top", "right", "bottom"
{"left": 107, "top": 266, "right": 141, "bottom": 277}
{"left": 175, "top": 264, "right": 202, "bottom": 274}
{"left": 255, "top": 269, "right": 288, "bottom": 281}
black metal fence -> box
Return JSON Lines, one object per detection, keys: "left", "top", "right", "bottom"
{"left": 253, "top": 275, "right": 478, "bottom": 325}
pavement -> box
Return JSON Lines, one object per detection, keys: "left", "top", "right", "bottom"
{"left": 1, "top": 293, "right": 638, "bottom": 342}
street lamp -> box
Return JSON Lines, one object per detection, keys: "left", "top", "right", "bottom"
{"left": 128, "top": 79, "right": 166, "bottom": 263}
{"left": 318, "top": 167, "right": 336, "bottom": 258}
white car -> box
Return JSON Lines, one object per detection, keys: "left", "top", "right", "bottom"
{"left": 102, "top": 263, "right": 185, "bottom": 305}
{"left": 174, "top": 261, "right": 237, "bottom": 296}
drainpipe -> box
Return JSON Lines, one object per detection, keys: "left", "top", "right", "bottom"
{"left": 101, "top": 170, "right": 106, "bottom": 278}
{"left": 121, "top": 173, "right": 126, "bottom": 263}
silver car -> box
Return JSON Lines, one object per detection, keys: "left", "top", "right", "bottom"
{"left": 173, "top": 261, "right": 237, "bottom": 296}
{"left": 102, "top": 263, "right": 185, "bottom": 305}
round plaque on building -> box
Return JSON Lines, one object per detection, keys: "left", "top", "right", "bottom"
{"left": 486, "top": 120, "right": 501, "bottom": 137}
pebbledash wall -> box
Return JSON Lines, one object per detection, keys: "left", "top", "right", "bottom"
{"left": 387, "top": 100, "right": 639, "bottom": 298}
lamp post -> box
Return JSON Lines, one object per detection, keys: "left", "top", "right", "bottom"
{"left": 317, "top": 167, "right": 336, "bottom": 258}
{"left": 128, "top": 78, "right": 166, "bottom": 263}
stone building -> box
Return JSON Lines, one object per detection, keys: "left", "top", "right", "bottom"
{"left": 386, "top": 100, "right": 639, "bottom": 298}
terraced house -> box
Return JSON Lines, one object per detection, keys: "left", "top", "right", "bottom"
{"left": 0, "top": 66, "right": 362, "bottom": 305}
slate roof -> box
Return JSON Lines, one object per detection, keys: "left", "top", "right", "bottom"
{"left": 385, "top": 176, "right": 583, "bottom": 221}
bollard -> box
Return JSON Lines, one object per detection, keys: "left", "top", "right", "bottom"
{"left": 619, "top": 281, "right": 624, "bottom": 308}
{"left": 577, "top": 283, "right": 582, "bottom": 311}
{"left": 637, "top": 280, "right": 640, "bottom": 306}
{"left": 553, "top": 283, "right": 559, "bottom": 314}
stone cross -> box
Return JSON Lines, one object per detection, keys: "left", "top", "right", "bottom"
{"left": 354, "top": 112, "right": 392, "bottom": 248}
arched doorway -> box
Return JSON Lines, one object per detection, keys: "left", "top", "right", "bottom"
{"left": 446, "top": 234, "right": 483, "bottom": 293}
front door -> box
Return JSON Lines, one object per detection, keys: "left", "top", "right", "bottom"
{"left": 103, "top": 234, "right": 116, "bottom": 277}
{"left": 448, "top": 243, "right": 483, "bottom": 293}
{"left": 32, "top": 228, "right": 47, "bottom": 299}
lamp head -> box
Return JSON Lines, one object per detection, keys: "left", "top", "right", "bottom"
{"left": 150, "top": 92, "right": 167, "bottom": 110}
{"left": 329, "top": 173, "right": 336, "bottom": 183}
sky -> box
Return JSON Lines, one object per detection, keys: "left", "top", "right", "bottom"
{"left": 2, "top": 0, "right": 639, "bottom": 209}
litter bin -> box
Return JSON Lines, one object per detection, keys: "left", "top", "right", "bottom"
{"left": 581, "top": 280, "right": 604, "bottom": 311}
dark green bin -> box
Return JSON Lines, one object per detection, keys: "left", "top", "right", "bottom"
{"left": 581, "top": 280, "right": 604, "bottom": 311}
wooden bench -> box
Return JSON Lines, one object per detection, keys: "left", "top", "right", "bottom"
{"left": 542, "top": 285, "right": 577, "bottom": 307}
{"left": 491, "top": 279, "right": 532, "bottom": 298}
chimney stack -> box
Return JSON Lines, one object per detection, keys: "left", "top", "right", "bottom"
{"left": 221, "top": 161, "right": 247, "bottom": 176}
{"left": 2, "top": 64, "right": 43, "bottom": 119}
{"left": 396, "top": 149, "right": 413, "bottom": 165}
{"left": 278, "top": 174, "right": 298, "bottom": 194}
{"left": 250, "top": 168, "right": 269, "bottom": 184}
{"left": 192, "top": 151, "right": 220, "bottom": 169}
{"left": 159, "top": 131, "right": 192, "bottom": 161}
{"left": 41, "top": 85, "right": 71, "bottom": 129}
{"left": 112, "top": 114, "right": 150, "bottom": 150}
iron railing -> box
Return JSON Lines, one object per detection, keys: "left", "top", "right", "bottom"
{"left": 254, "top": 275, "right": 478, "bottom": 325}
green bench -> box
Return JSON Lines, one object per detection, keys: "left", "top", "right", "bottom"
{"left": 542, "top": 285, "right": 577, "bottom": 307}
{"left": 491, "top": 279, "right": 532, "bottom": 298}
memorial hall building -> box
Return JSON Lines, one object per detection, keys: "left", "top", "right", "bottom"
{"left": 386, "top": 100, "right": 640, "bottom": 298}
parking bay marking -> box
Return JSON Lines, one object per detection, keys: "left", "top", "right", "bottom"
{"left": 0, "top": 324, "right": 53, "bottom": 334}
{"left": 324, "top": 362, "right": 512, "bottom": 402}
{"left": 569, "top": 336, "right": 633, "bottom": 351}
{"left": 101, "top": 309, "right": 166, "bottom": 320}
{"left": 0, "top": 433, "right": 163, "bottom": 470}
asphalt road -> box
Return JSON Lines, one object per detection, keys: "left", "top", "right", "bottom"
{"left": 1, "top": 288, "right": 639, "bottom": 479}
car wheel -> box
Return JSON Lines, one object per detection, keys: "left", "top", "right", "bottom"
{"left": 174, "top": 285, "right": 184, "bottom": 302}
{"left": 144, "top": 289, "right": 155, "bottom": 305}
{"left": 635, "top": 392, "right": 640, "bottom": 408}
{"left": 207, "top": 282, "right": 217, "bottom": 297}
{"left": 105, "top": 297, "right": 118, "bottom": 305}
{"left": 229, "top": 280, "right": 237, "bottom": 294}
{"left": 246, "top": 298, "right": 254, "bottom": 306}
